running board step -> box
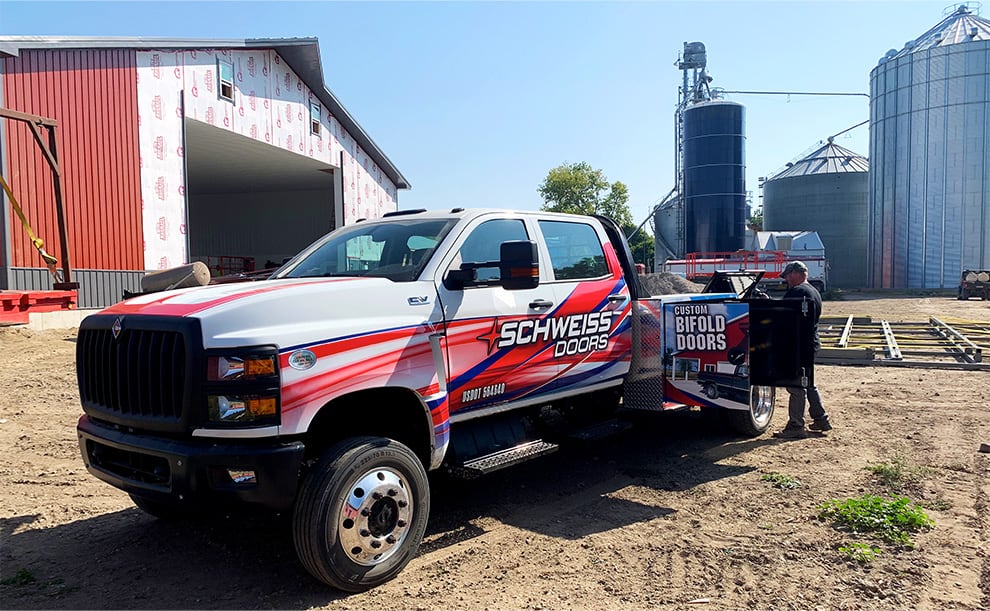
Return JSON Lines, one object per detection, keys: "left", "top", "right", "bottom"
{"left": 458, "top": 440, "right": 559, "bottom": 477}
{"left": 567, "top": 418, "right": 633, "bottom": 442}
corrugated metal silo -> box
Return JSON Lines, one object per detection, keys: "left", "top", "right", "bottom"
{"left": 764, "top": 140, "right": 869, "bottom": 288}
{"left": 682, "top": 100, "right": 747, "bottom": 253}
{"left": 869, "top": 5, "right": 990, "bottom": 288}
{"left": 653, "top": 201, "right": 682, "bottom": 264}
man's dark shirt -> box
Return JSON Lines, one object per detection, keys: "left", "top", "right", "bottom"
{"left": 783, "top": 281, "right": 822, "bottom": 351}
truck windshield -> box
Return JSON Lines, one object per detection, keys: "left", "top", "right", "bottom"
{"left": 282, "top": 218, "right": 456, "bottom": 282}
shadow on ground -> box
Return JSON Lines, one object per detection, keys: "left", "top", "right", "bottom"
{"left": 0, "top": 409, "right": 771, "bottom": 609}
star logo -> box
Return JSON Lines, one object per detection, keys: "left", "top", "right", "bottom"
{"left": 476, "top": 318, "right": 502, "bottom": 355}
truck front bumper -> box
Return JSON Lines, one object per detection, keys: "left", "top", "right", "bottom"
{"left": 77, "top": 415, "right": 305, "bottom": 511}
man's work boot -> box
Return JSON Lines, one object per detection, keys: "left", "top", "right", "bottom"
{"left": 808, "top": 418, "right": 833, "bottom": 432}
{"left": 772, "top": 425, "right": 808, "bottom": 439}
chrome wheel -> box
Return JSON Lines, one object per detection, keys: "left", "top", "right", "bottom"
{"left": 726, "top": 386, "right": 776, "bottom": 436}
{"left": 750, "top": 385, "right": 775, "bottom": 428}
{"left": 338, "top": 467, "right": 413, "bottom": 566}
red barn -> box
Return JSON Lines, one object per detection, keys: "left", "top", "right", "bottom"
{"left": 0, "top": 37, "right": 409, "bottom": 310}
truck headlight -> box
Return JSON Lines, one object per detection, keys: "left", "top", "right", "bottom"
{"left": 204, "top": 346, "right": 281, "bottom": 426}
{"left": 207, "top": 354, "right": 277, "bottom": 381}
{"left": 208, "top": 394, "right": 278, "bottom": 423}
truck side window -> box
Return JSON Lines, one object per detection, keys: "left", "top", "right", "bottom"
{"left": 538, "top": 220, "right": 608, "bottom": 280}
{"left": 456, "top": 219, "right": 529, "bottom": 283}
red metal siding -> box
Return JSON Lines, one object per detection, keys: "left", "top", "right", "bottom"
{"left": 2, "top": 49, "right": 143, "bottom": 270}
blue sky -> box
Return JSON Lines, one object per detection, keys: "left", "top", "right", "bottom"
{"left": 0, "top": 0, "right": 959, "bottom": 228}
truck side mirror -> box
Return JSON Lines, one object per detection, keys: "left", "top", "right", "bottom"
{"left": 500, "top": 240, "right": 539, "bottom": 291}
{"left": 444, "top": 267, "right": 474, "bottom": 290}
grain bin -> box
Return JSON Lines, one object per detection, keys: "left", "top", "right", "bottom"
{"left": 869, "top": 5, "right": 990, "bottom": 288}
{"left": 764, "top": 139, "right": 869, "bottom": 288}
{"left": 682, "top": 100, "right": 747, "bottom": 254}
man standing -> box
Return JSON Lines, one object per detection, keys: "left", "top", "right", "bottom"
{"left": 772, "top": 261, "right": 832, "bottom": 439}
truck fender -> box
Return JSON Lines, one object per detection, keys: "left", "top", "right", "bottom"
{"left": 425, "top": 330, "right": 450, "bottom": 469}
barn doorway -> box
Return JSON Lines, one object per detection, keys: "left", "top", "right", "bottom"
{"left": 182, "top": 118, "right": 340, "bottom": 277}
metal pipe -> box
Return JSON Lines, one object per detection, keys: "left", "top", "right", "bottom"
{"left": 720, "top": 90, "right": 869, "bottom": 98}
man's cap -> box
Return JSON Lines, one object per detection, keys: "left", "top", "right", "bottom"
{"left": 780, "top": 261, "right": 808, "bottom": 277}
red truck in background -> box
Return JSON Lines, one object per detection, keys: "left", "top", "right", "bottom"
{"left": 662, "top": 250, "right": 828, "bottom": 293}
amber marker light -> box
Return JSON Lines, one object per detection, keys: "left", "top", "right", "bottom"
{"left": 247, "top": 396, "right": 277, "bottom": 417}
{"left": 245, "top": 356, "right": 276, "bottom": 377}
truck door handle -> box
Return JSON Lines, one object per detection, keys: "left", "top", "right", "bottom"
{"left": 529, "top": 299, "right": 554, "bottom": 309}
{"left": 607, "top": 294, "right": 627, "bottom": 303}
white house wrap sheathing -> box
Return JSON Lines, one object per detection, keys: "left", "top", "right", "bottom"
{"left": 136, "top": 48, "right": 397, "bottom": 270}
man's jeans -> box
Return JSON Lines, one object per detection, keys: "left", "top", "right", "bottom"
{"left": 785, "top": 385, "right": 827, "bottom": 428}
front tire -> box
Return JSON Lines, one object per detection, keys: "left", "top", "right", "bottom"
{"left": 292, "top": 437, "right": 430, "bottom": 592}
{"left": 725, "top": 386, "right": 775, "bottom": 436}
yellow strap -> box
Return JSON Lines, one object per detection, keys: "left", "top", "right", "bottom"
{"left": 0, "top": 173, "right": 57, "bottom": 266}
{"left": 0, "top": 173, "right": 42, "bottom": 247}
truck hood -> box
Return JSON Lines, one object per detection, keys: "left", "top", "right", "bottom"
{"left": 97, "top": 277, "right": 441, "bottom": 349}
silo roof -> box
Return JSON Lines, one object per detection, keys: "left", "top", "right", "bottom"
{"left": 767, "top": 140, "right": 868, "bottom": 180}
{"left": 883, "top": 5, "right": 990, "bottom": 61}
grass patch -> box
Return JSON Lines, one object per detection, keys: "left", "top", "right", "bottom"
{"left": 0, "top": 568, "right": 36, "bottom": 587}
{"left": 761, "top": 472, "right": 802, "bottom": 489}
{"left": 819, "top": 495, "right": 933, "bottom": 548}
{"left": 866, "top": 453, "right": 930, "bottom": 491}
{"left": 838, "top": 542, "right": 882, "bottom": 564}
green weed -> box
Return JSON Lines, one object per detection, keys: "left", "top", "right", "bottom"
{"left": 866, "top": 453, "right": 930, "bottom": 491}
{"left": 761, "top": 472, "right": 802, "bottom": 490}
{"left": 819, "top": 495, "right": 934, "bottom": 548}
{"left": 838, "top": 542, "right": 882, "bottom": 563}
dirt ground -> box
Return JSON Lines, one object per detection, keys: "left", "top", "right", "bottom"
{"left": 1, "top": 293, "right": 989, "bottom": 610}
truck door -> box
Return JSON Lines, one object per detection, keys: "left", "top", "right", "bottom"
{"left": 537, "top": 218, "right": 632, "bottom": 393}
{"left": 434, "top": 217, "right": 558, "bottom": 415}
{"left": 747, "top": 299, "right": 817, "bottom": 387}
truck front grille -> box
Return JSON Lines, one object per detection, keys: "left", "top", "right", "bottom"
{"left": 77, "top": 315, "right": 200, "bottom": 431}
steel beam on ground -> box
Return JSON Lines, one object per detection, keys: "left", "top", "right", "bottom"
{"left": 838, "top": 315, "right": 854, "bottom": 348}
{"left": 929, "top": 317, "right": 982, "bottom": 363}
{"left": 880, "top": 320, "right": 902, "bottom": 360}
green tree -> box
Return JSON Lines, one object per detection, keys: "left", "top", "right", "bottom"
{"left": 625, "top": 224, "right": 655, "bottom": 270}
{"left": 537, "top": 162, "right": 634, "bottom": 227}
{"left": 748, "top": 205, "right": 764, "bottom": 231}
